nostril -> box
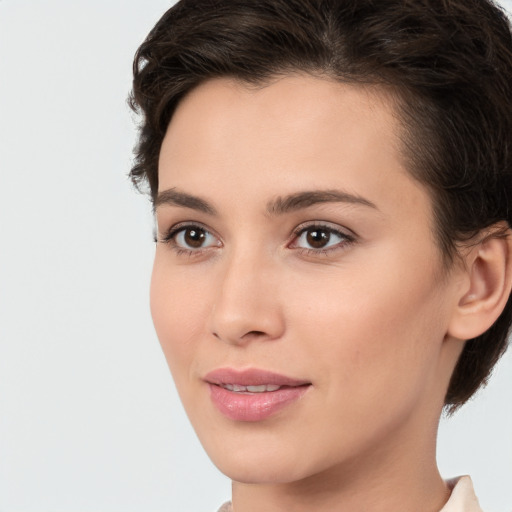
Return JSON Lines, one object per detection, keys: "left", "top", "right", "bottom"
{"left": 244, "top": 330, "right": 266, "bottom": 337}
{"left": 211, "top": 329, "right": 273, "bottom": 345}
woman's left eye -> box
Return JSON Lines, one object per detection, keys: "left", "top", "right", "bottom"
{"left": 291, "top": 225, "right": 353, "bottom": 252}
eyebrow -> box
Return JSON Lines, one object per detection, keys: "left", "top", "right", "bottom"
{"left": 154, "top": 187, "right": 378, "bottom": 215}
{"left": 266, "top": 189, "right": 378, "bottom": 215}
{"left": 154, "top": 188, "right": 217, "bottom": 215}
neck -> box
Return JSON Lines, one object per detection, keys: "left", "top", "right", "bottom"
{"left": 231, "top": 413, "right": 450, "bottom": 512}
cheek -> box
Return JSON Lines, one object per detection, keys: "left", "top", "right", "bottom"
{"left": 268, "top": 266, "right": 449, "bottom": 474}
{"left": 284, "top": 256, "right": 449, "bottom": 407}
{"left": 149, "top": 256, "right": 209, "bottom": 378}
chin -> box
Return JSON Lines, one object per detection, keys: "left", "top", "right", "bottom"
{"left": 198, "top": 429, "right": 329, "bottom": 485}
{"left": 213, "top": 456, "right": 311, "bottom": 485}
{"left": 204, "top": 439, "right": 288, "bottom": 483}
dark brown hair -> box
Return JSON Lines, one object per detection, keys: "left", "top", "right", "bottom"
{"left": 129, "top": 0, "right": 512, "bottom": 411}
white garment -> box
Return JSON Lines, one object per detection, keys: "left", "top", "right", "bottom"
{"left": 440, "top": 476, "right": 483, "bottom": 512}
{"left": 216, "top": 475, "right": 483, "bottom": 512}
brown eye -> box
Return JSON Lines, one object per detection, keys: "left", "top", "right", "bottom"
{"left": 170, "top": 225, "right": 220, "bottom": 251}
{"left": 183, "top": 227, "right": 207, "bottom": 248}
{"left": 305, "top": 228, "right": 331, "bottom": 248}
{"left": 293, "top": 225, "right": 350, "bottom": 252}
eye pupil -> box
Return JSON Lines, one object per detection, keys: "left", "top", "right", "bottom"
{"left": 184, "top": 228, "right": 206, "bottom": 248}
{"left": 306, "top": 229, "right": 330, "bottom": 248}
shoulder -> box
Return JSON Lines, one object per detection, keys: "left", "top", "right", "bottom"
{"left": 216, "top": 502, "right": 233, "bottom": 512}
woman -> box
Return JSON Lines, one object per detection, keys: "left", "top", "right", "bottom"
{"left": 129, "top": 1, "right": 512, "bottom": 510}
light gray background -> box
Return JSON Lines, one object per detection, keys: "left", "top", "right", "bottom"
{"left": 0, "top": 1, "right": 511, "bottom": 511}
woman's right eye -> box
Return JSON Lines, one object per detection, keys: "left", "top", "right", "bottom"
{"left": 161, "top": 224, "right": 221, "bottom": 253}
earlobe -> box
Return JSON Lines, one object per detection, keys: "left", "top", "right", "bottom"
{"left": 448, "top": 227, "right": 512, "bottom": 341}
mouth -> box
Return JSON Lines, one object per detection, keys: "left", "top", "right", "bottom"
{"left": 204, "top": 367, "right": 310, "bottom": 388}
{"left": 204, "top": 368, "right": 311, "bottom": 422}
{"left": 218, "top": 383, "right": 284, "bottom": 393}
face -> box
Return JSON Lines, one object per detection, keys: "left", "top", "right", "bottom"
{"left": 152, "top": 75, "right": 462, "bottom": 485}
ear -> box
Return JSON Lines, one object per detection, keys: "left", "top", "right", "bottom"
{"left": 448, "top": 226, "right": 512, "bottom": 340}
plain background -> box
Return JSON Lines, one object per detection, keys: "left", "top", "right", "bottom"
{"left": 0, "top": 1, "right": 511, "bottom": 511}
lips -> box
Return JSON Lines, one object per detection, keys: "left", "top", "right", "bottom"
{"left": 204, "top": 368, "right": 311, "bottom": 422}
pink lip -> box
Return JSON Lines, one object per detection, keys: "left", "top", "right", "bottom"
{"left": 204, "top": 368, "right": 311, "bottom": 422}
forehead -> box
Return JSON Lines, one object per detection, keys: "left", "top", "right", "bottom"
{"left": 158, "top": 75, "right": 433, "bottom": 230}
{"left": 163, "top": 75, "right": 400, "bottom": 165}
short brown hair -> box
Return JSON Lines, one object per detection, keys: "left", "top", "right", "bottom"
{"left": 129, "top": 0, "right": 512, "bottom": 411}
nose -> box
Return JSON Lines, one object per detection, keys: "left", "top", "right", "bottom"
{"left": 208, "top": 250, "right": 285, "bottom": 346}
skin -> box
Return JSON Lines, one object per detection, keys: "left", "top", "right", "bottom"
{"left": 151, "top": 75, "right": 501, "bottom": 512}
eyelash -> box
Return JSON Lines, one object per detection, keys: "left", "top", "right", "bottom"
{"left": 290, "top": 223, "right": 356, "bottom": 256}
{"left": 158, "top": 222, "right": 220, "bottom": 257}
{"left": 158, "top": 222, "right": 356, "bottom": 257}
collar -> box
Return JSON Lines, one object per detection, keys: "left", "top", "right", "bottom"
{"left": 440, "top": 476, "right": 483, "bottom": 512}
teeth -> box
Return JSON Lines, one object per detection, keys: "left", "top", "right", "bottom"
{"left": 247, "top": 385, "right": 278, "bottom": 392}
{"left": 221, "top": 384, "right": 282, "bottom": 393}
